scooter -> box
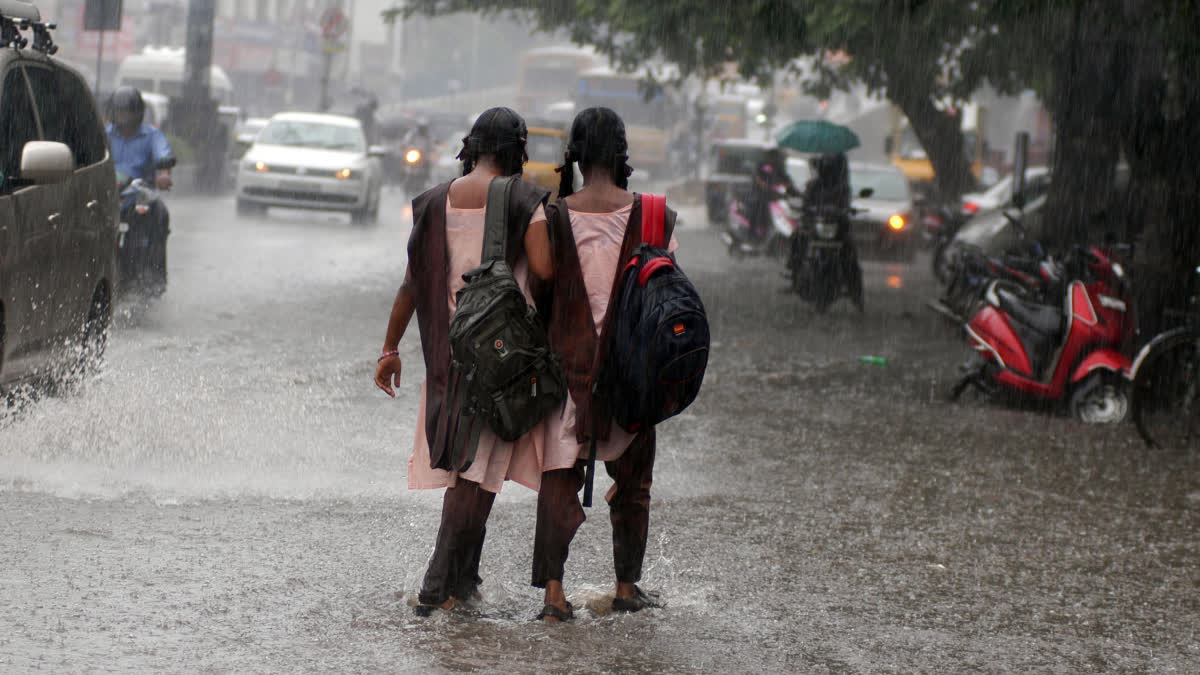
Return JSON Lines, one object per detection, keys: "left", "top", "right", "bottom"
{"left": 951, "top": 246, "right": 1134, "bottom": 423}
{"left": 787, "top": 202, "right": 865, "bottom": 314}
{"left": 720, "top": 184, "right": 797, "bottom": 259}
{"left": 117, "top": 175, "right": 169, "bottom": 298}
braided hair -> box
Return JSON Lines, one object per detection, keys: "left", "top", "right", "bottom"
{"left": 457, "top": 106, "right": 529, "bottom": 177}
{"left": 555, "top": 107, "right": 634, "bottom": 198}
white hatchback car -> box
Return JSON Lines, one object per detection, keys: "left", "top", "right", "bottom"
{"left": 235, "top": 112, "right": 384, "bottom": 224}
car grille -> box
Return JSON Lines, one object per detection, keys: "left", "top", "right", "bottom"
{"left": 242, "top": 187, "right": 358, "bottom": 204}
{"left": 262, "top": 166, "right": 341, "bottom": 179}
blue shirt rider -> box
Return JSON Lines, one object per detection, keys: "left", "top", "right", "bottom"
{"left": 106, "top": 87, "right": 175, "bottom": 190}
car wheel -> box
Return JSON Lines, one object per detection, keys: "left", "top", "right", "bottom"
{"left": 351, "top": 205, "right": 376, "bottom": 226}
{"left": 77, "top": 285, "right": 111, "bottom": 377}
{"left": 236, "top": 198, "right": 265, "bottom": 218}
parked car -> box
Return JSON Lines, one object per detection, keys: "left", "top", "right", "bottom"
{"left": 848, "top": 161, "right": 918, "bottom": 261}
{"left": 1, "top": 4, "right": 119, "bottom": 389}
{"left": 959, "top": 166, "right": 1051, "bottom": 217}
{"left": 704, "top": 138, "right": 774, "bottom": 225}
{"left": 235, "top": 112, "right": 385, "bottom": 224}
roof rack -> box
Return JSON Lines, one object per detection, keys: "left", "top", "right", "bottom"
{"left": 2, "top": 1, "right": 57, "bottom": 55}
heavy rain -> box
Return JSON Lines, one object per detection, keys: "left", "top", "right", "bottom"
{"left": 1, "top": 0, "right": 1198, "bottom": 672}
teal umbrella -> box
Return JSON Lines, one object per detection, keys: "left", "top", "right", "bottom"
{"left": 775, "top": 120, "right": 860, "bottom": 154}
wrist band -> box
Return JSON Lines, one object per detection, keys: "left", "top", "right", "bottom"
{"left": 378, "top": 350, "right": 399, "bottom": 363}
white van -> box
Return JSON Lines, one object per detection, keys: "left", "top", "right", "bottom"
{"left": 115, "top": 47, "right": 234, "bottom": 105}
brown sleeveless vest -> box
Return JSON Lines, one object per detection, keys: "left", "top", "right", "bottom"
{"left": 543, "top": 194, "right": 677, "bottom": 443}
{"left": 407, "top": 179, "right": 550, "bottom": 468}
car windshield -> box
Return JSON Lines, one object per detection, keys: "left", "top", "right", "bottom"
{"left": 851, "top": 168, "right": 910, "bottom": 201}
{"left": 257, "top": 120, "right": 364, "bottom": 152}
{"left": 526, "top": 133, "right": 563, "bottom": 164}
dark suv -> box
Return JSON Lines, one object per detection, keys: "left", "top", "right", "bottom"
{"left": 1, "top": 3, "right": 119, "bottom": 388}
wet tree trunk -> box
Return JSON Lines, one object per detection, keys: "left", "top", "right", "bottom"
{"left": 1039, "top": 1, "right": 1124, "bottom": 250}
{"left": 891, "top": 92, "right": 977, "bottom": 202}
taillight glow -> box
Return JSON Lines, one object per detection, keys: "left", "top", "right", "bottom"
{"left": 961, "top": 201, "right": 979, "bottom": 215}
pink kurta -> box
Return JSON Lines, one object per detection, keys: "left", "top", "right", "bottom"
{"left": 542, "top": 203, "right": 679, "bottom": 472}
{"left": 408, "top": 196, "right": 547, "bottom": 494}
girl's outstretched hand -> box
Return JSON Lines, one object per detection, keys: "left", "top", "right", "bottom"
{"left": 374, "top": 356, "right": 402, "bottom": 398}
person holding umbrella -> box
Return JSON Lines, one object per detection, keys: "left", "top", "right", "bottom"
{"left": 774, "top": 120, "right": 864, "bottom": 311}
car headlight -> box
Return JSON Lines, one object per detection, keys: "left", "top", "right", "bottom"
{"left": 405, "top": 149, "right": 422, "bottom": 164}
{"left": 815, "top": 221, "right": 838, "bottom": 239}
{"left": 335, "top": 168, "right": 355, "bottom": 180}
{"left": 244, "top": 160, "right": 269, "bottom": 173}
{"left": 888, "top": 214, "right": 906, "bottom": 231}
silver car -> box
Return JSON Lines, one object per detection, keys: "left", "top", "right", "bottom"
{"left": 235, "top": 112, "right": 385, "bottom": 225}
{"left": 848, "top": 161, "right": 917, "bottom": 261}
{"left": 1, "top": 4, "right": 120, "bottom": 388}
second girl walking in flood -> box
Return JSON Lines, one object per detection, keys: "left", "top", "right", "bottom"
{"left": 529, "top": 107, "right": 683, "bottom": 621}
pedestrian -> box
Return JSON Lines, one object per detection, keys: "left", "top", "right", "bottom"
{"left": 373, "top": 107, "right": 553, "bottom": 616}
{"left": 529, "top": 107, "right": 679, "bottom": 622}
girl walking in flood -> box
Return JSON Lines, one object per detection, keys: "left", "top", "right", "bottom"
{"left": 530, "top": 107, "right": 680, "bottom": 621}
{"left": 373, "top": 107, "right": 553, "bottom": 616}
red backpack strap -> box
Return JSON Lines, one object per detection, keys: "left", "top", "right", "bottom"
{"left": 639, "top": 193, "right": 666, "bottom": 247}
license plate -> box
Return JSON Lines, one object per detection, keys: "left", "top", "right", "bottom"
{"left": 280, "top": 180, "right": 319, "bottom": 192}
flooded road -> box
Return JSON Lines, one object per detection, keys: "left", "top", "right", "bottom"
{"left": 2, "top": 189, "right": 1197, "bottom": 672}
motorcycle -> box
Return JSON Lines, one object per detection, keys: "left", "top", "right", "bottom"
{"left": 951, "top": 246, "right": 1134, "bottom": 423}
{"left": 787, "top": 201, "right": 865, "bottom": 314}
{"left": 117, "top": 175, "right": 169, "bottom": 298}
{"left": 720, "top": 183, "right": 796, "bottom": 259}
{"left": 931, "top": 242, "right": 1063, "bottom": 323}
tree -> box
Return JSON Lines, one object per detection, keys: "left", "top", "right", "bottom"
{"left": 389, "top": 0, "right": 995, "bottom": 199}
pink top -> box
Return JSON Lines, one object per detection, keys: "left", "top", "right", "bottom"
{"left": 541, "top": 202, "right": 679, "bottom": 472}
{"left": 407, "top": 195, "right": 548, "bottom": 494}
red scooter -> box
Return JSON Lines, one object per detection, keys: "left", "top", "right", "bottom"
{"left": 951, "top": 246, "right": 1134, "bottom": 423}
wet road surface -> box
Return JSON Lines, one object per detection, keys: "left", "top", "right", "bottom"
{"left": 2, "top": 188, "right": 1197, "bottom": 672}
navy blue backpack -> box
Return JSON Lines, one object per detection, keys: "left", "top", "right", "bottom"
{"left": 584, "top": 194, "right": 709, "bottom": 505}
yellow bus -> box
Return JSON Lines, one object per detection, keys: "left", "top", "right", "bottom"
{"left": 573, "top": 67, "right": 682, "bottom": 177}
{"left": 515, "top": 46, "right": 602, "bottom": 118}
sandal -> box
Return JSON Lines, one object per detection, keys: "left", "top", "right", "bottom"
{"left": 611, "top": 586, "right": 663, "bottom": 613}
{"left": 535, "top": 601, "right": 574, "bottom": 622}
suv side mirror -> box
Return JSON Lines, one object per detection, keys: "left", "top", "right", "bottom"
{"left": 21, "top": 141, "right": 74, "bottom": 185}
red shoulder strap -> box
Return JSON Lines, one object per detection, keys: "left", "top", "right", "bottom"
{"left": 640, "top": 193, "right": 666, "bottom": 248}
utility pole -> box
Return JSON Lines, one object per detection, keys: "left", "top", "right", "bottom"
{"left": 172, "top": 0, "right": 220, "bottom": 191}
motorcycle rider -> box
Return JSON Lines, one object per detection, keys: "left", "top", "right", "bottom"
{"left": 107, "top": 86, "right": 175, "bottom": 191}
{"left": 795, "top": 152, "right": 864, "bottom": 311}
{"left": 747, "top": 147, "right": 800, "bottom": 244}
{"left": 107, "top": 86, "right": 174, "bottom": 292}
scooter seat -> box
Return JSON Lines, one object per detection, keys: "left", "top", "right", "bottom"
{"left": 995, "top": 286, "right": 1063, "bottom": 338}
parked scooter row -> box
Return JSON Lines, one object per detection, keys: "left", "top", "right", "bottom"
{"left": 950, "top": 245, "right": 1135, "bottom": 423}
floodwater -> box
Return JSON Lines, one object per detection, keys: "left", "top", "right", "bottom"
{"left": 2, "top": 189, "right": 1197, "bottom": 673}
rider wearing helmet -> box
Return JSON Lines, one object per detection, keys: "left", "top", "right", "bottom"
{"left": 107, "top": 86, "right": 175, "bottom": 191}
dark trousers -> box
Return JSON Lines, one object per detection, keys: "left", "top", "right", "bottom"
{"left": 418, "top": 479, "right": 495, "bottom": 606}
{"left": 531, "top": 429, "right": 656, "bottom": 588}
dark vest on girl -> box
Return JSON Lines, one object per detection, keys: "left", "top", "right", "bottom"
{"left": 542, "top": 194, "right": 677, "bottom": 443}
{"left": 407, "top": 179, "right": 550, "bottom": 468}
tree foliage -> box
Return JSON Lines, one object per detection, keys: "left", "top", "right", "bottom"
{"left": 391, "top": 1, "right": 1200, "bottom": 325}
